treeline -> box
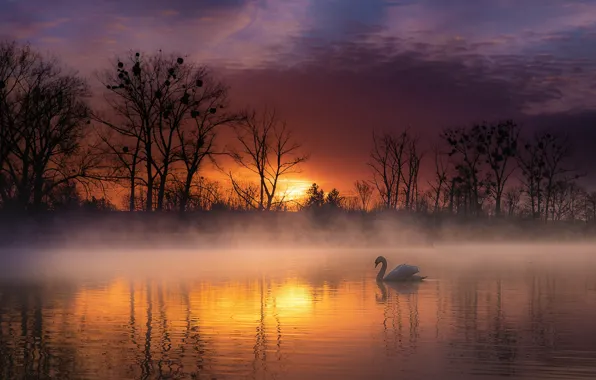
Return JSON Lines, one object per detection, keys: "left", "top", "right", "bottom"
{"left": 0, "top": 41, "right": 307, "bottom": 212}
{"left": 1, "top": 41, "right": 594, "bottom": 223}
{"left": 356, "top": 121, "right": 594, "bottom": 223}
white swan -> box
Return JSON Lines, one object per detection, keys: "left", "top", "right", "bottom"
{"left": 375, "top": 255, "right": 426, "bottom": 282}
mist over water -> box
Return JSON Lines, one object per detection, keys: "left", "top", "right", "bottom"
{"left": 1, "top": 215, "right": 596, "bottom": 379}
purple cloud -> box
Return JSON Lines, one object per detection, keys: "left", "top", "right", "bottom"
{"left": 2, "top": 0, "right": 596, "bottom": 188}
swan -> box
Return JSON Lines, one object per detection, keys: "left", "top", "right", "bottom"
{"left": 375, "top": 255, "right": 426, "bottom": 282}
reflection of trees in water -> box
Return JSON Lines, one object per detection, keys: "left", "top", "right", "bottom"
{"left": 137, "top": 280, "right": 218, "bottom": 379}
{"left": 446, "top": 277, "right": 520, "bottom": 376}
{"left": 252, "top": 276, "right": 268, "bottom": 378}
{"left": 0, "top": 280, "right": 225, "bottom": 380}
{"left": 0, "top": 283, "right": 79, "bottom": 379}
{"left": 527, "top": 272, "right": 558, "bottom": 360}
{"left": 375, "top": 281, "right": 420, "bottom": 357}
{"left": 434, "top": 280, "right": 450, "bottom": 340}
{"left": 142, "top": 281, "right": 153, "bottom": 378}
{"left": 156, "top": 283, "right": 174, "bottom": 377}
{"left": 251, "top": 277, "right": 287, "bottom": 380}
{"left": 444, "top": 271, "right": 577, "bottom": 377}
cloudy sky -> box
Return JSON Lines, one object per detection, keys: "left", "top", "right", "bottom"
{"left": 2, "top": 0, "right": 596, "bottom": 190}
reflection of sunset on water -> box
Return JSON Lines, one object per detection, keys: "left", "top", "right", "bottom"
{"left": 2, "top": 252, "right": 596, "bottom": 379}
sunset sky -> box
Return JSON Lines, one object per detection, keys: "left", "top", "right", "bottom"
{"left": 2, "top": 0, "right": 596, "bottom": 191}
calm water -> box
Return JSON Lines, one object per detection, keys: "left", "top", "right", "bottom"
{"left": 1, "top": 245, "right": 596, "bottom": 379}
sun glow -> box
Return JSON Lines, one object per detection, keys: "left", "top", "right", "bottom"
{"left": 279, "top": 179, "right": 312, "bottom": 201}
{"left": 276, "top": 284, "right": 313, "bottom": 314}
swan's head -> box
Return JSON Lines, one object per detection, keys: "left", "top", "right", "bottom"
{"left": 374, "top": 256, "right": 385, "bottom": 267}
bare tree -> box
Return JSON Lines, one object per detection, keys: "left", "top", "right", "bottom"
{"left": 94, "top": 50, "right": 217, "bottom": 211}
{"left": 0, "top": 41, "right": 96, "bottom": 210}
{"left": 503, "top": 186, "right": 523, "bottom": 217}
{"left": 584, "top": 191, "right": 596, "bottom": 223}
{"left": 354, "top": 180, "right": 373, "bottom": 211}
{"left": 227, "top": 181, "right": 260, "bottom": 210}
{"left": 175, "top": 78, "right": 237, "bottom": 212}
{"left": 442, "top": 124, "right": 488, "bottom": 216}
{"left": 0, "top": 41, "right": 36, "bottom": 203}
{"left": 518, "top": 131, "right": 575, "bottom": 221}
{"left": 92, "top": 126, "right": 144, "bottom": 210}
{"left": 517, "top": 137, "right": 544, "bottom": 219}
{"left": 342, "top": 195, "right": 360, "bottom": 211}
{"left": 229, "top": 108, "right": 308, "bottom": 211}
{"left": 368, "top": 131, "right": 408, "bottom": 209}
{"left": 480, "top": 120, "right": 520, "bottom": 216}
{"left": 402, "top": 136, "right": 423, "bottom": 210}
{"left": 427, "top": 145, "right": 448, "bottom": 213}
{"left": 163, "top": 176, "right": 223, "bottom": 211}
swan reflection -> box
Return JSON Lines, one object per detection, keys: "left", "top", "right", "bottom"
{"left": 375, "top": 280, "right": 421, "bottom": 303}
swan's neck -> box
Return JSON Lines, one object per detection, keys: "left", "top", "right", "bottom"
{"left": 376, "top": 260, "right": 387, "bottom": 281}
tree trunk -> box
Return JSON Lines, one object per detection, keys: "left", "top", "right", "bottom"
{"left": 145, "top": 132, "right": 153, "bottom": 212}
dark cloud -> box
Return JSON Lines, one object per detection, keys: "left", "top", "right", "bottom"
{"left": 0, "top": 0, "right": 249, "bottom": 21}
{"left": 303, "top": 0, "right": 392, "bottom": 41}
{"left": 2, "top": 0, "right": 596, "bottom": 189}
{"left": 101, "top": 0, "right": 250, "bottom": 19}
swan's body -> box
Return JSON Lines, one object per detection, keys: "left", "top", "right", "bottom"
{"left": 375, "top": 255, "right": 426, "bottom": 282}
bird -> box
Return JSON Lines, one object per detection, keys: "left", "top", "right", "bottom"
{"left": 374, "top": 255, "right": 426, "bottom": 282}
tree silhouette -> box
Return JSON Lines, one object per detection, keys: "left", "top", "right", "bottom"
{"left": 0, "top": 41, "right": 96, "bottom": 210}
{"left": 95, "top": 50, "right": 221, "bottom": 211}
{"left": 503, "top": 186, "right": 523, "bottom": 217}
{"left": 303, "top": 183, "right": 325, "bottom": 209}
{"left": 174, "top": 77, "right": 236, "bottom": 211}
{"left": 228, "top": 108, "right": 308, "bottom": 210}
{"left": 354, "top": 180, "right": 373, "bottom": 211}
{"left": 369, "top": 131, "right": 408, "bottom": 209}
{"left": 442, "top": 125, "right": 486, "bottom": 216}
{"left": 479, "top": 120, "right": 520, "bottom": 216}
{"left": 402, "top": 135, "right": 423, "bottom": 211}
{"left": 0, "top": 41, "right": 35, "bottom": 204}
{"left": 518, "top": 131, "right": 576, "bottom": 220}
{"left": 427, "top": 145, "right": 448, "bottom": 213}
{"left": 324, "top": 188, "right": 344, "bottom": 209}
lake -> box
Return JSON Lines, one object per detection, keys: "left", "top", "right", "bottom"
{"left": 1, "top": 244, "right": 596, "bottom": 379}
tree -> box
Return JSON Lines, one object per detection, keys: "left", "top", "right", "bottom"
{"left": 479, "top": 120, "right": 520, "bottom": 216}
{"left": 427, "top": 145, "right": 448, "bottom": 213}
{"left": 368, "top": 131, "right": 408, "bottom": 209}
{"left": 402, "top": 136, "right": 423, "bottom": 211}
{"left": 229, "top": 108, "right": 308, "bottom": 211}
{"left": 517, "top": 135, "right": 545, "bottom": 219}
{"left": 354, "top": 180, "right": 373, "bottom": 211}
{"left": 93, "top": 127, "right": 143, "bottom": 211}
{"left": 175, "top": 78, "right": 235, "bottom": 211}
{"left": 82, "top": 196, "right": 116, "bottom": 211}
{"left": 442, "top": 124, "right": 490, "bottom": 216}
{"left": 503, "top": 186, "right": 523, "bottom": 217}
{"left": 95, "top": 50, "right": 221, "bottom": 211}
{"left": 325, "top": 188, "right": 344, "bottom": 209}
{"left": 0, "top": 41, "right": 96, "bottom": 211}
{"left": 584, "top": 191, "right": 596, "bottom": 223}
{"left": 0, "top": 41, "right": 35, "bottom": 201}
{"left": 303, "top": 183, "right": 325, "bottom": 209}
{"left": 518, "top": 131, "right": 576, "bottom": 221}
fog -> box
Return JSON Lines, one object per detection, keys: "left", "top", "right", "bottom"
{"left": 0, "top": 211, "right": 595, "bottom": 282}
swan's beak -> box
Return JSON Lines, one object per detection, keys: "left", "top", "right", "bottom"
{"left": 374, "top": 261, "right": 379, "bottom": 268}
